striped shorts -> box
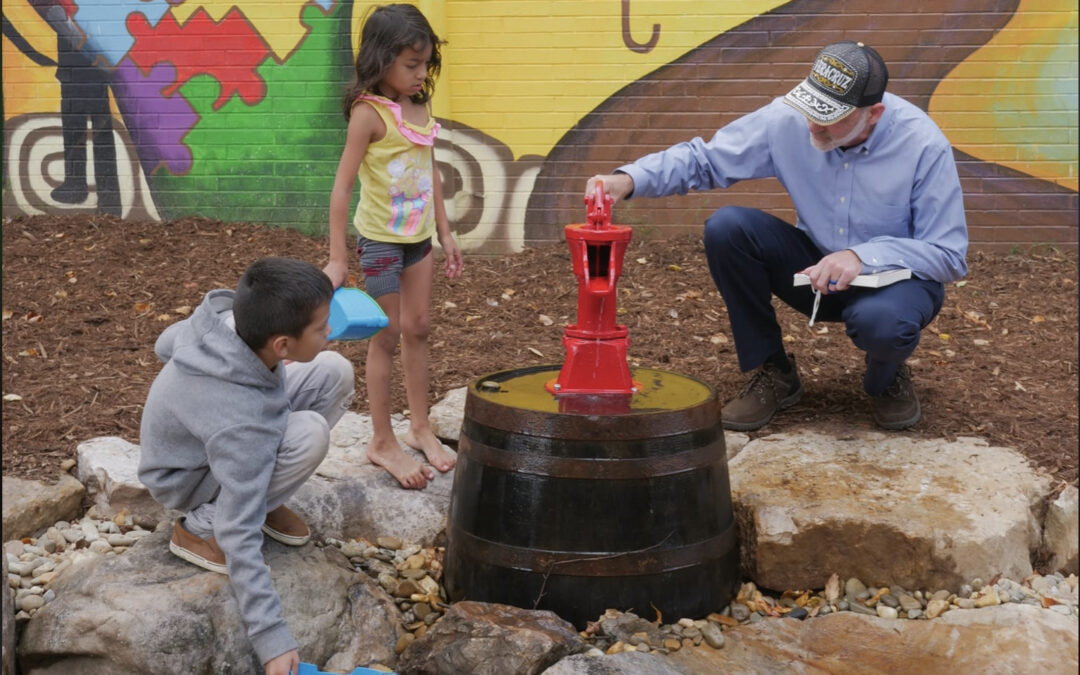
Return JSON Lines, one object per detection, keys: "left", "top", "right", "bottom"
{"left": 355, "top": 234, "right": 432, "bottom": 298}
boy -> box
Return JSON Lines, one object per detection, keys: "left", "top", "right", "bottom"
{"left": 139, "top": 257, "right": 354, "bottom": 675}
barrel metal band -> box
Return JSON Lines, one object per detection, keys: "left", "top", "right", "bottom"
{"left": 458, "top": 435, "right": 726, "bottom": 479}
{"left": 449, "top": 522, "right": 737, "bottom": 577}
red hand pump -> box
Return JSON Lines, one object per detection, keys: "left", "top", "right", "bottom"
{"left": 546, "top": 182, "right": 637, "bottom": 395}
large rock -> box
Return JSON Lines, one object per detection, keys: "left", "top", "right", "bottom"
{"left": 1043, "top": 485, "right": 1079, "bottom": 575}
{"left": 543, "top": 651, "right": 693, "bottom": 674}
{"left": 291, "top": 411, "right": 454, "bottom": 546}
{"left": 669, "top": 604, "right": 1078, "bottom": 674}
{"left": 398, "top": 601, "right": 586, "bottom": 675}
{"left": 76, "top": 436, "right": 172, "bottom": 528}
{"left": 730, "top": 432, "right": 1053, "bottom": 591}
{"left": 429, "top": 386, "right": 468, "bottom": 443}
{"left": 2, "top": 554, "right": 14, "bottom": 675}
{"left": 2, "top": 474, "right": 85, "bottom": 541}
{"left": 17, "top": 526, "right": 402, "bottom": 674}
{"left": 70, "top": 410, "right": 456, "bottom": 548}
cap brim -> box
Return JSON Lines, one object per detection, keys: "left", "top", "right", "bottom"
{"left": 783, "top": 79, "right": 855, "bottom": 125}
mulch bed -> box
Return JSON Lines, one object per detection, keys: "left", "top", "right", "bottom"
{"left": 3, "top": 214, "right": 1077, "bottom": 488}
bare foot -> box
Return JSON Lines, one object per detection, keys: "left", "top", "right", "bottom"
{"left": 366, "top": 436, "right": 433, "bottom": 489}
{"left": 403, "top": 427, "right": 457, "bottom": 473}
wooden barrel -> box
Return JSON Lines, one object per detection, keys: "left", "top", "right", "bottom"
{"left": 444, "top": 365, "right": 739, "bottom": 628}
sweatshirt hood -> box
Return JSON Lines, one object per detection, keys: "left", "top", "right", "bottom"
{"left": 155, "top": 289, "right": 279, "bottom": 390}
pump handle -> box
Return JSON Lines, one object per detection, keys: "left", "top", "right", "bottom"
{"left": 585, "top": 180, "right": 613, "bottom": 229}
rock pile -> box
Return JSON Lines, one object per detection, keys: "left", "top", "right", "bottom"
{"left": 4, "top": 507, "right": 152, "bottom": 621}
{"left": 5, "top": 519, "right": 1079, "bottom": 674}
{"left": 321, "top": 535, "right": 449, "bottom": 654}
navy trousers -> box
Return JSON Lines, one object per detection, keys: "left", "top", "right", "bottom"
{"left": 703, "top": 206, "right": 945, "bottom": 396}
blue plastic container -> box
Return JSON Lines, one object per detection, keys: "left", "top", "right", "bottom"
{"left": 298, "top": 663, "right": 393, "bottom": 675}
{"left": 328, "top": 287, "right": 388, "bottom": 341}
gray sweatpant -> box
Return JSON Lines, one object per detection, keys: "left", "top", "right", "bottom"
{"left": 184, "top": 351, "right": 354, "bottom": 538}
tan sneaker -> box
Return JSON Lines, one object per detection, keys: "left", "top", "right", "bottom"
{"left": 169, "top": 519, "right": 227, "bottom": 574}
{"left": 262, "top": 504, "right": 310, "bottom": 546}
{"left": 722, "top": 355, "right": 803, "bottom": 431}
{"left": 871, "top": 364, "right": 920, "bottom": 430}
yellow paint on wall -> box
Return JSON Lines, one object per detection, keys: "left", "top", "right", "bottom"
{"left": 169, "top": 1, "right": 315, "bottom": 62}
{"left": 351, "top": 0, "right": 786, "bottom": 159}
{"left": 1, "top": 2, "right": 61, "bottom": 117}
{"left": 930, "top": 0, "right": 1078, "bottom": 191}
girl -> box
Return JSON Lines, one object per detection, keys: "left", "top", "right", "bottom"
{"left": 325, "top": 4, "right": 462, "bottom": 490}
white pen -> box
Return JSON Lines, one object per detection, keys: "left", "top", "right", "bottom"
{"left": 809, "top": 288, "right": 822, "bottom": 326}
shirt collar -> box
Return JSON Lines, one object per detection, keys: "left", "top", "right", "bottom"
{"left": 846, "top": 95, "right": 894, "bottom": 156}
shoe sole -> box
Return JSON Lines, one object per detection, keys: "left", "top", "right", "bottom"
{"left": 169, "top": 539, "right": 228, "bottom": 575}
{"left": 873, "top": 398, "right": 921, "bottom": 430}
{"left": 721, "top": 383, "right": 805, "bottom": 432}
{"left": 262, "top": 524, "right": 310, "bottom": 547}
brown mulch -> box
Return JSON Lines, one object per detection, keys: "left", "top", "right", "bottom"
{"left": 3, "top": 214, "right": 1077, "bottom": 488}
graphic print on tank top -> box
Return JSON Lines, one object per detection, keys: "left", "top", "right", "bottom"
{"left": 386, "top": 153, "right": 432, "bottom": 237}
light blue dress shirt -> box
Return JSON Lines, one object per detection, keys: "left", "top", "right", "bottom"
{"left": 617, "top": 92, "right": 968, "bottom": 282}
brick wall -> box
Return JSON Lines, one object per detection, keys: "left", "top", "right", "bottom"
{"left": 3, "top": 0, "right": 1076, "bottom": 252}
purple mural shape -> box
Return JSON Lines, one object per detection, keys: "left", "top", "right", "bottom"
{"left": 110, "top": 58, "right": 197, "bottom": 176}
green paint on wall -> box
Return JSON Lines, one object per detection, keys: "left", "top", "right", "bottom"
{"left": 148, "top": 3, "right": 356, "bottom": 235}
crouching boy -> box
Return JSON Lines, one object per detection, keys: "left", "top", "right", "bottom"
{"left": 139, "top": 257, "right": 354, "bottom": 675}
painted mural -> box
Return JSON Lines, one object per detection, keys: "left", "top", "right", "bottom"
{"left": 3, "top": 1, "right": 1077, "bottom": 251}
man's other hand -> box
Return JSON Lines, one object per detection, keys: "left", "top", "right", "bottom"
{"left": 801, "top": 249, "right": 863, "bottom": 294}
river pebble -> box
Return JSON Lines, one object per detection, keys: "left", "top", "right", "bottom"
{"left": 898, "top": 593, "right": 922, "bottom": 612}
{"left": 700, "top": 622, "right": 724, "bottom": 648}
{"left": 107, "top": 534, "right": 136, "bottom": 547}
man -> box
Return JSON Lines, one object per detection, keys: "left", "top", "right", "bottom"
{"left": 588, "top": 41, "right": 967, "bottom": 431}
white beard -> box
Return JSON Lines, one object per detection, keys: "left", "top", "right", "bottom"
{"left": 810, "top": 110, "right": 870, "bottom": 152}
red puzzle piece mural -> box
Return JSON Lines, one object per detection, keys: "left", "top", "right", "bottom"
{"left": 127, "top": 7, "right": 269, "bottom": 110}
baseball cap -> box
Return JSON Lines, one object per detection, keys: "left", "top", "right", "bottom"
{"left": 784, "top": 41, "right": 889, "bottom": 125}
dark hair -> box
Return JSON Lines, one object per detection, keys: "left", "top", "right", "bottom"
{"left": 343, "top": 3, "right": 445, "bottom": 119}
{"left": 233, "top": 257, "right": 333, "bottom": 351}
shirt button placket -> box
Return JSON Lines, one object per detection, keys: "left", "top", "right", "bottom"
{"left": 839, "top": 156, "right": 855, "bottom": 245}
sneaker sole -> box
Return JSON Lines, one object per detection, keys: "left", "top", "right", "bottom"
{"left": 261, "top": 524, "right": 309, "bottom": 547}
{"left": 873, "top": 398, "right": 921, "bottom": 430}
{"left": 169, "top": 540, "right": 228, "bottom": 575}
{"left": 721, "top": 383, "right": 805, "bottom": 432}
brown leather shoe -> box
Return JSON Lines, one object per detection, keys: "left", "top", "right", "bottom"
{"left": 871, "top": 364, "right": 920, "bottom": 430}
{"left": 722, "top": 355, "right": 803, "bottom": 431}
{"left": 262, "top": 504, "right": 310, "bottom": 546}
{"left": 169, "top": 519, "right": 227, "bottom": 574}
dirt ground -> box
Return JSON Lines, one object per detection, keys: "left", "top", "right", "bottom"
{"left": 3, "top": 214, "right": 1077, "bottom": 489}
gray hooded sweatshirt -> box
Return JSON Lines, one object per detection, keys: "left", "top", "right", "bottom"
{"left": 138, "top": 289, "right": 297, "bottom": 663}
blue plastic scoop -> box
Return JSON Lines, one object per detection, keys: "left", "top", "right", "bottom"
{"left": 327, "top": 287, "right": 388, "bottom": 341}
{"left": 298, "top": 663, "right": 394, "bottom": 675}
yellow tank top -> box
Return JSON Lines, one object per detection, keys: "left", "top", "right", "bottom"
{"left": 353, "top": 95, "right": 441, "bottom": 243}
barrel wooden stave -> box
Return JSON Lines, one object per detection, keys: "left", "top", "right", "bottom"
{"left": 444, "top": 368, "right": 739, "bottom": 628}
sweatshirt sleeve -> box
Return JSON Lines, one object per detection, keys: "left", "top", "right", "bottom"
{"left": 206, "top": 422, "right": 298, "bottom": 664}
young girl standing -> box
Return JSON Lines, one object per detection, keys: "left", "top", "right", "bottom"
{"left": 325, "top": 4, "right": 462, "bottom": 490}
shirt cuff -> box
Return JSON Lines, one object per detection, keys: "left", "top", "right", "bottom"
{"left": 251, "top": 622, "right": 299, "bottom": 666}
{"left": 849, "top": 243, "right": 893, "bottom": 274}
{"left": 614, "top": 165, "right": 645, "bottom": 199}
